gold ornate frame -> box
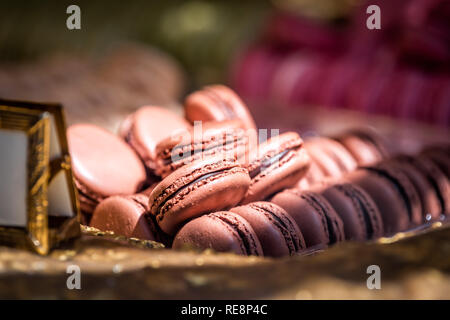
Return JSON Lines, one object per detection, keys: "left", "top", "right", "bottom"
{"left": 0, "top": 99, "right": 80, "bottom": 254}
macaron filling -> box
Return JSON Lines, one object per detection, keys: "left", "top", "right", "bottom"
{"left": 155, "top": 171, "right": 222, "bottom": 218}
{"left": 249, "top": 148, "right": 294, "bottom": 179}
{"left": 210, "top": 212, "right": 261, "bottom": 256}
{"left": 162, "top": 134, "right": 246, "bottom": 166}
{"left": 153, "top": 165, "right": 247, "bottom": 223}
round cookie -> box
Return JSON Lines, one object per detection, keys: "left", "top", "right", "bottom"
{"left": 172, "top": 211, "right": 263, "bottom": 256}
{"left": 241, "top": 132, "right": 310, "bottom": 204}
{"left": 231, "top": 201, "right": 306, "bottom": 257}
{"left": 184, "top": 84, "right": 257, "bottom": 131}
{"left": 155, "top": 120, "right": 249, "bottom": 178}
{"left": 90, "top": 194, "right": 156, "bottom": 240}
{"left": 67, "top": 124, "right": 147, "bottom": 215}
{"left": 120, "top": 106, "right": 192, "bottom": 171}
{"left": 318, "top": 183, "right": 384, "bottom": 240}
{"left": 149, "top": 156, "right": 251, "bottom": 235}
{"left": 271, "top": 189, "right": 345, "bottom": 248}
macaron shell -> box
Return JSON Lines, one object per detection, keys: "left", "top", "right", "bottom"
{"left": 242, "top": 132, "right": 310, "bottom": 203}
{"left": 320, "top": 183, "right": 383, "bottom": 240}
{"left": 271, "top": 189, "right": 344, "bottom": 247}
{"left": 231, "top": 202, "right": 305, "bottom": 257}
{"left": 206, "top": 85, "right": 257, "bottom": 131}
{"left": 90, "top": 195, "right": 155, "bottom": 240}
{"left": 345, "top": 169, "right": 410, "bottom": 234}
{"left": 184, "top": 85, "right": 256, "bottom": 131}
{"left": 124, "top": 106, "right": 192, "bottom": 163}
{"left": 390, "top": 157, "right": 442, "bottom": 222}
{"left": 242, "top": 148, "right": 310, "bottom": 204}
{"left": 67, "top": 124, "right": 147, "bottom": 198}
{"left": 371, "top": 163, "right": 423, "bottom": 227}
{"left": 319, "top": 138, "right": 358, "bottom": 173}
{"left": 304, "top": 160, "right": 326, "bottom": 185}
{"left": 422, "top": 150, "right": 450, "bottom": 179}
{"left": 155, "top": 122, "right": 249, "bottom": 178}
{"left": 305, "top": 140, "right": 343, "bottom": 178}
{"left": 335, "top": 134, "right": 382, "bottom": 166}
{"left": 173, "top": 211, "right": 263, "bottom": 256}
{"left": 307, "top": 137, "right": 357, "bottom": 175}
{"left": 413, "top": 155, "right": 450, "bottom": 215}
{"left": 149, "top": 157, "right": 251, "bottom": 235}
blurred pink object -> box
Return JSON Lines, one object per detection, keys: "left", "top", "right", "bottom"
{"left": 232, "top": 0, "right": 450, "bottom": 127}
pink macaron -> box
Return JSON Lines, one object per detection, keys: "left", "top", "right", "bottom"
{"left": 120, "top": 106, "right": 192, "bottom": 172}
{"left": 184, "top": 84, "right": 257, "bottom": 131}
{"left": 67, "top": 124, "right": 147, "bottom": 216}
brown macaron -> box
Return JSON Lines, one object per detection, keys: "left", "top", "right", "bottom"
{"left": 184, "top": 84, "right": 257, "bottom": 131}
{"left": 388, "top": 156, "right": 442, "bottom": 222}
{"left": 318, "top": 183, "right": 384, "bottom": 241}
{"left": 421, "top": 145, "right": 450, "bottom": 178}
{"left": 345, "top": 164, "right": 422, "bottom": 234}
{"left": 149, "top": 156, "right": 251, "bottom": 235}
{"left": 172, "top": 211, "right": 263, "bottom": 256}
{"left": 409, "top": 155, "right": 450, "bottom": 216}
{"left": 154, "top": 120, "right": 249, "bottom": 178}
{"left": 241, "top": 132, "right": 310, "bottom": 204}
{"left": 231, "top": 201, "right": 306, "bottom": 257}
{"left": 271, "top": 189, "right": 345, "bottom": 248}
{"left": 90, "top": 194, "right": 156, "bottom": 240}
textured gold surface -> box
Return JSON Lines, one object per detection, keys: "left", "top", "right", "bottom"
{"left": 0, "top": 223, "right": 449, "bottom": 299}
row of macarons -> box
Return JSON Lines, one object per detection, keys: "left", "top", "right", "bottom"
{"left": 169, "top": 142, "right": 450, "bottom": 256}
{"left": 88, "top": 141, "right": 449, "bottom": 257}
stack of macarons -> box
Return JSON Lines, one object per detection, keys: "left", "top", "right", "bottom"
{"left": 66, "top": 84, "right": 450, "bottom": 258}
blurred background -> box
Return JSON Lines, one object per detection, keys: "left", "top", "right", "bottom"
{"left": 0, "top": 0, "right": 449, "bottom": 132}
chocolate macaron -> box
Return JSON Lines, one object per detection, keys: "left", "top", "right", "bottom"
{"left": 154, "top": 120, "right": 249, "bottom": 178}
{"left": 184, "top": 84, "right": 257, "bottom": 131}
{"left": 90, "top": 194, "right": 156, "bottom": 240}
{"left": 421, "top": 145, "right": 450, "bottom": 178}
{"left": 149, "top": 156, "right": 251, "bottom": 235}
{"left": 67, "top": 124, "right": 147, "bottom": 215}
{"left": 271, "top": 189, "right": 345, "bottom": 248}
{"left": 120, "top": 106, "right": 192, "bottom": 171}
{"left": 318, "top": 183, "right": 384, "bottom": 241}
{"left": 409, "top": 155, "right": 450, "bottom": 216}
{"left": 172, "top": 211, "right": 263, "bottom": 256}
{"left": 345, "top": 164, "right": 422, "bottom": 234}
{"left": 241, "top": 132, "right": 310, "bottom": 204}
{"left": 387, "top": 156, "right": 442, "bottom": 222}
{"left": 334, "top": 128, "right": 389, "bottom": 166}
{"left": 231, "top": 202, "right": 306, "bottom": 257}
